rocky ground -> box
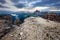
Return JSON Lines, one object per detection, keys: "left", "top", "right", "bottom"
{"left": 1, "top": 17, "right": 60, "bottom": 40}
{"left": 0, "top": 19, "right": 14, "bottom": 39}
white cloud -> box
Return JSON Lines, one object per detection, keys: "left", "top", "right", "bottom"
{"left": 0, "top": 0, "right": 60, "bottom": 12}
{"left": 0, "top": 6, "right": 50, "bottom": 12}
{"left": 0, "top": 0, "right": 18, "bottom": 9}
{"left": 18, "top": 0, "right": 42, "bottom": 7}
{"left": 16, "top": 7, "right": 50, "bottom": 12}
{"left": 50, "top": 10, "right": 60, "bottom": 11}
{"left": 0, "top": 0, "right": 19, "bottom": 12}
{"left": 26, "top": 0, "right": 42, "bottom": 7}
{"left": 11, "top": 14, "right": 18, "bottom": 16}
{"left": 0, "top": 0, "right": 44, "bottom": 12}
{"left": 0, "top": 6, "right": 60, "bottom": 12}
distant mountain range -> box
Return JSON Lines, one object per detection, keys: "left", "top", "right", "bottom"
{"left": 0, "top": 10, "right": 60, "bottom": 24}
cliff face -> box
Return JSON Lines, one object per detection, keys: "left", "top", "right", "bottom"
{"left": 0, "top": 19, "right": 13, "bottom": 39}
{"left": 43, "top": 13, "right": 60, "bottom": 22}
{"left": 1, "top": 17, "right": 60, "bottom": 40}
{"left": 0, "top": 15, "right": 14, "bottom": 39}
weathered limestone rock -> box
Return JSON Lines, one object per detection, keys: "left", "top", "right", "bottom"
{"left": 0, "top": 19, "right": 13, "bottom": 39}
{"left": 1, "top": 17, "right": 60, "bottom": 40}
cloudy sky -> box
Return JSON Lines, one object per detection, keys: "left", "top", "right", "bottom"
{"left": 0, "top": 0, "right": 60, "bottom": 12}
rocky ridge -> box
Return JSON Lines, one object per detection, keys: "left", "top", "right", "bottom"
{"left": 1, "top": 17, "right": 60, "bottom": 40}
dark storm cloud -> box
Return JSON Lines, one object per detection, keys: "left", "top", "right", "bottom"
{"left": 14, "top": 3, "right": 25, "bottom": 8}
{"left": 11, "top": 0, "right": 60, "bottom": 8}
{"left": 11, "top": 0, "right": 20, "bottom": 3}
{"left": 32, "top": 0, "right": 60, "bottom": 7}
{"left": 0, "top": 5, "right": 8, "bottom": 8}
{"left": 0, "top": 0, "right": 6, "bottom": 4}
{"left": 0, "top": 0, "right": 60, "bottom": 8}
{"left": 0, "top": 0, "right": 60, "bottom": 12}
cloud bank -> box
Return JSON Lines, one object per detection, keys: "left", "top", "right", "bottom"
{"left": 0, "top": 0, "right": 60, "bottom": 12}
